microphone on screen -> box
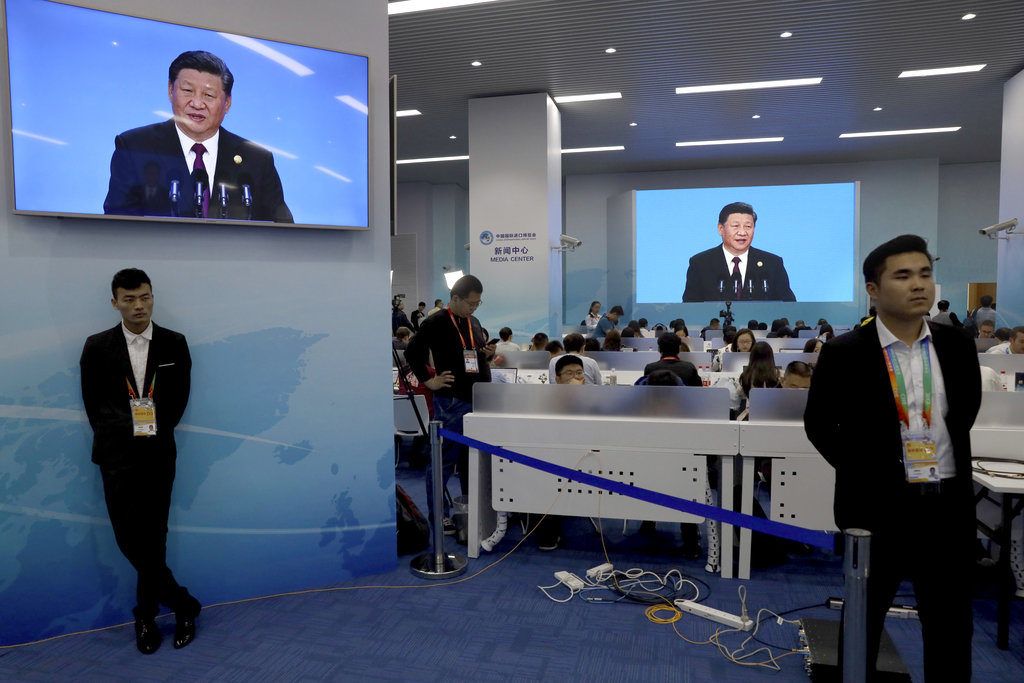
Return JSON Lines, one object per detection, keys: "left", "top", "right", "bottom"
{"left": 239, "top": 173, "right": 254, "bottom": 220}
{"left": 218, "top": 182, "right": 230, "bottom": 219}
{"left": 191, "top": 168, "right": 208, "bottom": 218}
{"left": 168, "top": 179, "right": 181, "bottom": 218}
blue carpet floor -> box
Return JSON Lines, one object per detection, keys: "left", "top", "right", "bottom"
{"left": 2, "top": 464, "right": 1023, "bottom": 682}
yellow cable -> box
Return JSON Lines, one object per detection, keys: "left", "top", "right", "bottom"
{"left": 645, "top": 604, "right": 682, "bottom": 624}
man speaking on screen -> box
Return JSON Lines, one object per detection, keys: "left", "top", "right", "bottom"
{"left": 103, "top": 50, "right": 293, "bottom": 223}
{"left": 682, "top": 201, "right": 795, "bottom": 302}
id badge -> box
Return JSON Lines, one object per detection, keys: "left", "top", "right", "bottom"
{"left": 463, "top": 350, "right": 479, "bottom": 374}
{"left": 901, "top": 432, "right": 939, "bottom": 483}
{"left": 130, "top": 398, "right": 158, "bottom": 437}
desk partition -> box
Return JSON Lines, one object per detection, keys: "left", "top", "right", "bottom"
{"left": 584, "top": 351, "right": 661, "bottom": 371}
{"left": 472, "top": 383, "right": 731, "bottom": 419}
{"left": 747, "top": 387, "right": 810, "bottom": 420}
{"left": 622, "top": 337, "right": 658, "bottom": 351}
{"left": 497, "top": 351, "right": 554, "bottom": 369}
{"left": 978, "top": 354, "right": 1024, "bottom": 376}
{"left": 722, "top": 351, "right": 818, "bottom": 374}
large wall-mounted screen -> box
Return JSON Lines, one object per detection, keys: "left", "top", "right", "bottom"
{"left": 636, "top": 183, "right": 857, "bottom": 303}
{"left": 5, "top": 0, "right": 369, "bottom": 229}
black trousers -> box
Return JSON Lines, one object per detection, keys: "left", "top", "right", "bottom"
{"left": 841, "top": 486, "right": 974, "bottom": 682}
{"left": 100, "top": 451, "right": 199, "bottom": 621}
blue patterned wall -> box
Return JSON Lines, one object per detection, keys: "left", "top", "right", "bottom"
{"left": 0, "top": 0, "right": 394, "bottom": 645}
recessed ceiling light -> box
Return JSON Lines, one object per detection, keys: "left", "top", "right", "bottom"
{"left": 961, "top": 13, "right": 976, "bottom": 21}
{"left": 675, "top": 137, "right": 784, "bottom": 147}
{"left": 898, "top": 64, "right": 985, "bottom": 78}
{"left": 629, "top": 122, "right": 638, "bottom": 127}
{"left": 873, "top": 106, "right": 883, "bottom": 111}
{"left": 605, "top": 47, "right": 616, "bottom": 54}
{"left": 751, "top": 114, "right": 761, "bottom": 119}
{"left": 675, "top": 77, "right": 822, "bottom": 94}
{"left": 449, "top": 135, "right": 457, "bottom": 139}
{"left": 561, "top": 146, "right": 625, "bottom": 154}
{"left": 388, "top": 0, "right": 502, "bottom": 15}
{"left": 553, "top": 92, "right": 622, "bottom": 103}
{"left": 396, "top": 155, "right": 470, "bottom": 164}
{"left": 395, "top": 109, "right": 422, "bottom": 117}
{"left": 470, "top": 60, "right": 483, "bottom": 67}
{"left": 780, "top": 31, "right": 793, "bottom": 38}
{"left": 839, "top": 126, "right": 961, "bottom": 138}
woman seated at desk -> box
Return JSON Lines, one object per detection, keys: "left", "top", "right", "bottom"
{"left": 711, "top": 328, "right": 754, "bottom": 372}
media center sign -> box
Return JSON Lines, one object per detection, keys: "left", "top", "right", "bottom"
{"left": 481, "top": 230, "right": 538, "bottom": 263}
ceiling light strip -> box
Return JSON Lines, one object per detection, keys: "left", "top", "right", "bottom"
{"left": 388, "top": 0, "right": 502, "bottom": 16}
{"left": 839, "top": 127, "right": 961, "bottom": 138}
{"left": 898, "top": 64, "right": 985, "bottom": 78}
{"left": 675, "top": 137, "right": 784, "bottom": 147}
{"left": 553, "top": 92, "right": 622, "bottom": 103}
{"left": 396, "top": 155, "right": 470, "bottom": 164}
{"left": 675, "top": 77, "right": 821, "bottom": 94}
{"left": 561, "top": 146, "right": 625, "bottom": 154}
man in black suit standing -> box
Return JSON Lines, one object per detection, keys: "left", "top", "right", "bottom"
{"left": 682, "top": 202, "right": 795, "bottom": 302}
{"left": 104, "top": 50, "right": 293, "bottom": 223}
{"left": 804, "top": 235, "right": 981, "bottom": 681}
{"left": 80, "top": 268, "right": 201, "bottom": 654}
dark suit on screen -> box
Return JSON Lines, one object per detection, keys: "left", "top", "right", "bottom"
{"left": 80, "top": 322, "right": 200, "bottom": 621}
{"left": 803, "top": 320, "right": 981, "bottom": 680}
{"left": 103, "top": 119, "right": 293, "bottom": 223}
{"left": 682, "top": 245, "right": 795, "bottom": 302}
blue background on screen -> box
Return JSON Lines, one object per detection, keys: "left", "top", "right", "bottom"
{"left": 6, "top": 0, "right": 368, "bottom": 227}
{"left": 635, "top": 183, "right": 856, "bottom": 303}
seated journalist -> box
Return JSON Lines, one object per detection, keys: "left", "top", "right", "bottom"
{"left": 104, "top": 50, "right": 293, "bottom": 223}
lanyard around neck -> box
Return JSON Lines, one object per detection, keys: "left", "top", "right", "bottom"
{"left": 126, "top": 375, "right": 155, "bottom": 400}
{"left": 882, "top": 337, "right": 932, "bottom": 429}
{"left": 447, "top": 308, "right": 475, "bottom": 350}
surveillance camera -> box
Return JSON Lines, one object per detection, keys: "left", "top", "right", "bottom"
{"left": 559, "top": 234, "right": 582, "bottom": 248}
{"left": 978, "top": 218, "right": 1018, "bottom": 237}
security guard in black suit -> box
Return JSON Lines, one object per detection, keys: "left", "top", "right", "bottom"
{"left": 805, "top": 235, "right": 981, "bottom": 681}
{"left": 80, "top": 268, "right": 200, "bottom": 654}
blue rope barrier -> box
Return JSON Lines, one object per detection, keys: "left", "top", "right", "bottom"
{"left": 441, "top": 428, "right": 835, "bottom": 551}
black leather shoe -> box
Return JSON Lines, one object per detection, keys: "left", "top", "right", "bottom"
{"left": 173, "top": 616, "right": 196, "bottom": 649}
{"left": 135, "top": 619, "right": 161, "bottom": 655}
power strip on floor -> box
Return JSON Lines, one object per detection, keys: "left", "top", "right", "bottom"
{"left": 674, "top": 599, "right": 753, "bottom": 631}
{"left": 554, "top": 571, "right": 586, "bottom": 591}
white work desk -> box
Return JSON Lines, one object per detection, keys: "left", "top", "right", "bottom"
{"left": 462, "top": 384, "right": 737, "bottom": 572}
{"left": 970, "top": 394, "right": 1024, "bottom": 650}
{"left": 736, "top": 421, "right": 838, "bottom": 579}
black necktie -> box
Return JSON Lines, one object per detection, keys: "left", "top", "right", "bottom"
{"left": 731, "top": 257, "right": 743, "bottom": 298}
{"left": 191, "top": 142, "right": 210, "bottom": 218}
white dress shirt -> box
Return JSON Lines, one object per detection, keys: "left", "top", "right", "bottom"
{"left": 175, "top": 125, "right": 221, "bottom": 190}
{"left": 875, "top": 316, "right": 955, "bottom": 478}
{"left": 494, "top": 341, "right": 520, "bottom": 357}
{"left": 122, "top": 322, "right": 154, "bottom": 396}
{"left": 722, "top": 246, "right": 748, "bottom": 284}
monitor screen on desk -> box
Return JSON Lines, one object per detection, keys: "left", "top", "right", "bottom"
{"left": 491, "top": 368, "right": 519, "bottom": 383}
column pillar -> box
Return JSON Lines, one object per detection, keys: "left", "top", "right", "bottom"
{"left": 468, "top": 93, "right": 562, "bottom": 339}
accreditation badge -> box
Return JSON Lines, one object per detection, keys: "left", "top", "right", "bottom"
{"left": 463, "top": 350, "right": 479, "bottom": 374}
{"left": 130, "top": 398, "right": 158, "bottom": 437}
{"left": 902, "top": 432, "right": 939, "bottom": 483}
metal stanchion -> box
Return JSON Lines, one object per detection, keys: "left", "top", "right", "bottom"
{"left": 410, "top": 421, "right": 468, "bottom": 579}
{"left": 842, "top": 528, "right": 871, "bottom": 683}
